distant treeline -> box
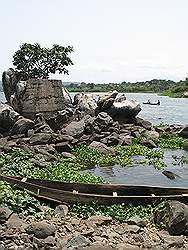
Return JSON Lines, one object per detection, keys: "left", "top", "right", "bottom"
{"left": 66, "top": 79, "right": 188, "bottom": 97}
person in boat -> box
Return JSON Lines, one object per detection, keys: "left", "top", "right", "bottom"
{"left": 157, "top": 100, "right": 160, "bottom": 105}
{"left": 147, "top": 99, "right": 151, "bottom": 104}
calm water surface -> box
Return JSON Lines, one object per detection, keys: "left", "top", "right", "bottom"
{"left": 83, "top": 149, "right": 188, "bottom": 187}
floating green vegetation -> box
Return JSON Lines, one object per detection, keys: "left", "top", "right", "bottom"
{"left": 0, "top": 135, "right": 186, "bottom": 221}
{"left": 70, "top": 202, "right": 153, "bottom": 222}
{"left": 157, "top": 132, "right": 187, "bottom": 149}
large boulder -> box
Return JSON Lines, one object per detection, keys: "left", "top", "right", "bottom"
{"left": 94, "top": 112, "right": 113, "bottom": 131}
{"left": 2, "top": 68, "right": 19, "bottom": 103}
{"left": 62, "top": 119, "right": 85, "bottom": 137}
{"left": 73, "top": 93, "right": 97, "bottom": 117}
{"left": 2, "top": 69, "right": 71, "bottom": 120}
{"left": 164, "top": 201, "right": 188, "bottom": 236}
{"left": 107, "top": 99, "right": 141, "bottom": 121}
{"left": 97, "top": 90, "right": 118, "bottom": 110}
{"left": 0, "top": 103, "right": 20, "bottom": 132}
{"left": 89, "top": 141, "right": 115, "bottom": 155}
{"left": 96, "top": 91, "right": 141, "bottom": 121}
{"left": 179, "top": 125, "right": 188, "bottom": 138}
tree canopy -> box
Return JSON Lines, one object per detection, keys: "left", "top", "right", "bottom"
{"left": 12, "top": 43, "right": 73, "bottom": 80}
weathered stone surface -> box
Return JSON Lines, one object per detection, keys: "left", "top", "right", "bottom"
{"left": 0, "top": 207, "right": 12, "bottom": 224}
{"left": 6, "top": 213, "right": 27, "bottom": 230}
{"left": 2, "top": 68, "right": 18, "bottom": 103}
{"left": 66, "top": 235, "right": 90, "bottom": 248}
{"left": 107, "top": 99, "right": 141, "bottom": 121}
{"left": 144, "top": 130, "right": 160, "bottom": 140}
{"left": 0, "top": 103, "right": 20, "bottom": 132}
{"left": 26, "top": 221, "right": 56, "bottom": 239}
{"left": 136, "top": 117, "right": 152, "bottom": 130}
{"left": 21, "top": 79, "right": 68, "bottom": 119}
{"left": 158, "top": 230, "right": 184, "bottom": 248}
{"left": 89, "top": 141, "right": 115, "bottom": 155}
{"left": 63, "top": 120, "right": 85, "bottom": 137}
{"left": 74, "top": 93, "right": 97, "bottom": 117}
{"left": 141, "top": 139, "right": 157, "bottom": 148}
{"left": 165, "top": 200, "right": 188, "bottom": 236}
{"left": 127, "top": 216, "right": 147, "bottom": 227}
{"left": 54, "top": 205, "right": 69, "bottom": 218}
{"left": 94, "top": 112, "right": 113, "bottom": 130}
{"left": 10, "top": 117, "right": 34, "bottom": 135}
{"left": 29, "top": 132, "right": 56, "bottom": 145}
{"left": 179, "top": 125, "right": 188, "bottom": 138}
{"left": 87, "top": 215, "right": 112, "bottom": 226}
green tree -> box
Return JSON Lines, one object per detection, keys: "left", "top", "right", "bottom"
{"left": 12, "top": 43, "right": 73, "bottom": 80}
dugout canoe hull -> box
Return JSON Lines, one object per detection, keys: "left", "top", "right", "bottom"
{"left": 0, "top": 175, "right": 188, "bottom": 205}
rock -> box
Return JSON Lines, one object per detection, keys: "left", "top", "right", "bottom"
{"left": 30, "top": 158, "right": 48, "bottom": 168}
{"left": 94, "top": 112, "right": 113, "bottom": 131}
{"left": 165, "top": 200, "right": 188, "bottom": 235}
{"left": 87, "top": 215, "right": 112, "bottom": 226}
{"left": 107, "top": 99, "right": 141, "bottom": 121}
{"left": 144, "top": 130, "right": 160, "bottom": 140}
{"left": 162, "top": 170, "right": 180, "bottom": 180}
{"left": 179, "top": 125, "right": 188, "bottom": 138}
{"left": 0, "top": 103, "right": 20, "bottom": 132}
{"left": 61, "top": 152, "right": 75, "bottom": 158}
{"left": 6, "top": 213, "right": 27, "bottom": 230}
{"left": 158, "top": 230, "right": 184, "bottom": 248}
{"left": 127, "top": 216, "right": 147, "bottom": 227}
{"left": 56, "top": 134, "right": 74, "bottom": 143}
{"left": 74, "top": 93, "right": 97, "bottom": 117}
{"left": 89, "top": 141, "right": 115, "bottom": 155}
{"left": 117, "top": 243, "right": 139, "bottom": 249}
{"left": 0, "top": 207, "right": 12, "bottom": 223}
{"left": 26, "top": 221, "right": 56, "bottom": 239}
{"left": 66, "top": 235, "right": 90, "bottom": 248}
{"left": 97, "top": 90, "right": 118, "bottom": 110}
{"left": 10, "top": 118, "right": 34, "bottom": 135}
{"left": 123, "top": 224, "right": 141, "bottom": 233}
{"left": 2, "top": 68, "right": 19, "bottom": 103}
{"left": 135, "top": 117, "right": 152, "bottom": 130}
{"left": 54, "top": 142, "right": 72, "bottom": 153}
{"left": 140, "top": 139, "right": 157, "bottom": 148}
{"left": 54, "top": 205, "right": 69, "bottom": 218}
{"left": 119, "top": 134, "right": 133, "bottom": 145}
{"left": 29, "top": 132, "right": 56, "bottom": 145}
{"left": 47, "top": 108, "right": 74, "bottom": 131}
{"left": 18, "top": 79, "right": 68, "bottom": 119}
{"left": 63, "top": 120, "right": 85, "bottom": 137}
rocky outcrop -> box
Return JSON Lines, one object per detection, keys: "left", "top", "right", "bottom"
{"left": 97, "top": 91, "right": 141, "bottom": 121}
{"left": 73, "top": 93, "right": 97, "bottom": 117}
{"left": 165, "top": 200, "right": 188, "bottom": 236}
{"left": 2, "top": 69, "right": 72, "bottom": 119}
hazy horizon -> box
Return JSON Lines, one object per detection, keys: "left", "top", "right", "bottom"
{"left": 1, "top": 0, "right": 188, "bottom": 83}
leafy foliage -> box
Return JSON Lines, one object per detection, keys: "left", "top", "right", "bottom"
{"left": 157, "top": 133, "right": 187, "bottom": 149}
{"left": 70, "top": 202, "right": 153, "bottom": 222}
{"left": 13, "top": 43, "right": 73, "bottom": 80}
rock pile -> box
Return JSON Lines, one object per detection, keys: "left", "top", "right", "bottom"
{"left": 0, "top": 205, "right": 188, "bottom": 249}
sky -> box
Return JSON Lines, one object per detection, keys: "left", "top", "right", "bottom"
{"left": 0, "top": 0, "right": 188, "bottom": 83}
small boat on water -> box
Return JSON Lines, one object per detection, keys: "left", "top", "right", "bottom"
{"left": 0, "top": 175, "right": 187, "bottom": 205}
{"left": 143, "top": 100, "right": 160, "bottom": 105}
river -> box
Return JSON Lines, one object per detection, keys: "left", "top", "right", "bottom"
{"left": 1, "top": 91, "right": 188, "bottom": 125}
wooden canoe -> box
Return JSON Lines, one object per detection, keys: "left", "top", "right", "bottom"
{"left": 0, "top": 175, "right": 188, "bottom": 205}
